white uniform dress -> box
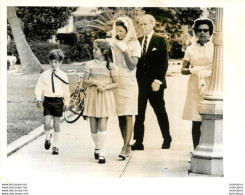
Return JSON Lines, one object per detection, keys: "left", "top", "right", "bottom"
{"left": 112, "top": 39, "right": 141, "bottom": 116}
{"left": 182, "top": 41, "right": 214, "bottom": 121}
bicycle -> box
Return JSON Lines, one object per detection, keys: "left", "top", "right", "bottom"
{"left": 64, "top": 70, "right": 87, "bottom": 123}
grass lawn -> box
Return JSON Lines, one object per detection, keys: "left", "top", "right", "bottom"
{"left": 7, "top": 64, "right": 85, "bottom": 144}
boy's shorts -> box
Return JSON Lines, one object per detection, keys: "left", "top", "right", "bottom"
{"left": 43, "top": 97, "right": 64, "bottom": 117}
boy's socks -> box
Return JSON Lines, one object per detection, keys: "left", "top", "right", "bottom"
{"left": 45, "top": 130, "right": 51, "bottom": 140}
{"left": 53, "top": 132, "right": 60, "bottom": 148}
{"left": 98, "top": 131, "right": 107, "bottom": 157}
{"left": 91, "top": 132, "right": 99, "bottom": 149}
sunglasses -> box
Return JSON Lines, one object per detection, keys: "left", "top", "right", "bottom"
{"left": 197, "top": 29, "right": 209, "bottom": 33}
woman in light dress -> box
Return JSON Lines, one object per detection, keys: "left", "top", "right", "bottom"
{"left": 108, "top": 16, "right": 141, "bottom": 159}
{"left": 181, "top": 18, "right": 214, "bottom": 150}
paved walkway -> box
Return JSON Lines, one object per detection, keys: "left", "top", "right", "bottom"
{"left": 4, "top": 75, "right": 194, "bottom": 182}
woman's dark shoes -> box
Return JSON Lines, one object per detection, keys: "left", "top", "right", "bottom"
{"left": 131, "top": 142, "right": 144, "bottom": 150}
{"left": 98, "top": 156, "right": 106, "bottom": 164}
{"left": 94, "top": 149, "right": 100, "bottom": 160}
{"left": 161, "top": 138, "right": 172, "bottom": 149}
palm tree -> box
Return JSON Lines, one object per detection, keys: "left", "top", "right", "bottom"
{"left": 7, "top": 6, "right": 43, "bottom": 74}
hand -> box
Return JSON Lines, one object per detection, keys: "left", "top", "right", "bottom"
{"left": 189, "top": 66, "right": 198, "bottom": 75}
{"left": 151, "top": 81, "right": 160, "bottom": 92}
{"left": 97, "top": 85, "right": 106, "bottom": 92}
{"left": 37, "top": 100, "right": 42, "bottom": 108}
{"left": 63, "top": 105, "right": 69, "bottom": 112}
{"left": 116, "top": 41, "right": 127, "bottom": 52}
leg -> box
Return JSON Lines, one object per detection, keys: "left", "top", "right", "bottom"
{"left": 124, "top": 115, "right": 133, "bottom": 148}
{"left": 97, "top": 117, "right": 108, "bottom": 163}
{"left": 149, "top": 88, "right": 171, "bottom": 142}
{"left": 89, "top": 117, "right": 99, "bottom": 149}
{"left": 44, "top": 115, "right": 53, "bottom": 150}
{"left": 119, "top": 115, "right": 133, "bottom": 156}
{"left": 133, "top": 86, "right": 148, "bottom": 144}
{"left": 192, "top": 121, "right": 202, "bottom": 150}
{"left": 118, "top": 116, "right": 126, "bottom": 140}
{"left": 44, "top": 115, "right": 53, "bottom": 131}
{"left": 53, "top": 117, "right": 61, "bottom": 149}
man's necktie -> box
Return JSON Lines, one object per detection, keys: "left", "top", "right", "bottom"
{"left": 142, "top": 36, "right": 148, "bottom": 56}
{"left": 51, "top": 70, "right": 69, "bottom": 93}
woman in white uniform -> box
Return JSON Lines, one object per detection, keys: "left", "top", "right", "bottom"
{"left": 108, "top": 17, "right": 141, "bottom": 159}
{"left": 181, "top": 18, "right": 214, "bottom": 150}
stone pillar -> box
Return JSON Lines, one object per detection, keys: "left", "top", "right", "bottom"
{"left": 189, "top": 8, "right": 223, "bottom": 176}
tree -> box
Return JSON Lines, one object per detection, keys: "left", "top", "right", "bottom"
{"left": 75, "top": 7, "right": 145, "bottom": 37}
{"left": 7, "top": 6, "right": 78, "bottom": 73}
{"left": 143, "top": 7, "right": 203, "bottom": 38}
{"left": 7, "top": 6, "right": 42, "bottom": 74}
{"left": 15, "top": 7, "right": 78, "bottom": 42}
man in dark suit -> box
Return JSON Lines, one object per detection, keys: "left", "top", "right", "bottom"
{"left": 132, "top": 14, "right": 172, "bottom": 150}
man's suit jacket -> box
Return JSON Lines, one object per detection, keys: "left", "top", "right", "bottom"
{"left": 136, "top": 33, "right": 168, "bottom": 88}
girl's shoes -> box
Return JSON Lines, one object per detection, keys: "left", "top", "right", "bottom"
{"left": 98, "top": 156, "right": 106, "bottom": 164}
{"left": 94, "top": 149, "right": 100, "bottom": 160}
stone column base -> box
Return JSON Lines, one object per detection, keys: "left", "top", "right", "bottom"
{"left": 189, "top": 155, "right": 223, "bottom": 176}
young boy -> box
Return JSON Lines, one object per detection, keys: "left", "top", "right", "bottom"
{"left": 35, "top": 49, "right": 70, "bottom": 155}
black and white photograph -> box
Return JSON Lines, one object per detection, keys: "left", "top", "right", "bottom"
{"left": 1, "top": 0, "right": 245, "bottom": 194}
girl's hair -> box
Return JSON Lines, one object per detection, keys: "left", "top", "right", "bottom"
{"left": 193, "top": 18, "right": 214, "bottom": 36}
{"left": 49, "top": 49, "right": 65, "bottom": 62}
{"left": 94, "top": 39, "right": 113, "bottom": 70}
{"left": 116, "top": 20, "right": 128, "bottom": 32}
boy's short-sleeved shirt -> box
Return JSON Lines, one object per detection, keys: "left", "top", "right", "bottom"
{"left": 35, "top": 68, "right": 70, "bottom": 106}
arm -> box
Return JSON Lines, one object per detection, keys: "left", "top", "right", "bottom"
{"left": 151, "top": 36, "right": 168, "bottom": 91}
{"left": 35, "top": 74, "right": 44, "bottom": 108}
{"left": 63, "top": 74, "right": 70, "bottom": 108}
{"left": 116, "top": 41, "right": 138, "bottom": 70}
{"left": 97, "top": 66, "right": 119, "bottom": 92}
{"left": 98, "top": 74, "right": 119, "bottom": 91}
{"left": 83, "top": 71, "right": 104, "bottom": 88}
{"left": 181, "top": 60, "right": 191, "bottom": 75}
{"left": 123, "top": 52, "right": 138, "bottom": 71}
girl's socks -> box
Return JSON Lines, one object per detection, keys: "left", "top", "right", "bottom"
{"left": 98, "top": 131, "right": 107, "bottom": 157}
{"left": 53, "top": 132, "right": 60, "bottom": 148}
{"left": 91, "top": 132, "right": 99, "bottom": 149}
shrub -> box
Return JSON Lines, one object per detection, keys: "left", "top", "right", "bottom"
{"left": 56, "top": 33, "right": 77, "bottom": 45}
{"left": 29, "top": 42, "right": 73, "bottom": 64}
{"left": 169, "top": 41, "right": 184, "bottom": 59}
{"left": 7, "top": 40, "right": 20, "bottom": 64}
{"left": 73, "top": 30, "right": 107, "bottom": 62}
{"left": 7, "top": 29, "right": 107, "bottom": 65}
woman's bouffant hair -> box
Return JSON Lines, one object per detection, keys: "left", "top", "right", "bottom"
{"left": 48, "top": 49, "right": 65, "bottom": 62}
{"left": 193, "top": 18, "right": 214, "bottom": 36}
{"left": 115, "top": 20, "right": 128, "bottom": 32}
{"left": 94, "top": 39, "right": 113, "bottom": 70}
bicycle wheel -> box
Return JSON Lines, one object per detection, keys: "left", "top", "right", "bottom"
{"left": 64, "top": 90, "right": 86, "bottom": 123}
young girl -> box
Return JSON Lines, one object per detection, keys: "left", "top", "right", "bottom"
{"left": 35, "top": 49, "right": 70, "bottom": 155}
{"left": 83, "top": 39, "right": 118, "bottom": 164}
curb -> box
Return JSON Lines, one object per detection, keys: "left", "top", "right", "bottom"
{"left": 7, "top": 117, "right": 66, "bottom": 157}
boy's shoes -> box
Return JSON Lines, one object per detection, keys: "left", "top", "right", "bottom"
{"left": 94, "top": 149, "right": 100, "bottom": 160}
{"left": 98, "top": 156, "right": 106, "bottom": 164}
{"left": 52, "top": 147, "right": 59, "bottom": 155}
{"left": 44, "top": 133, "right": 52, "bottom": 150}
{"left": 44, "top": 139, "right": 51, "bottom": 150}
